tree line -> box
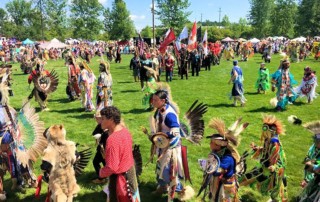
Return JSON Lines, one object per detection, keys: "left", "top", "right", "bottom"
{"left": 0, "top": 0, "right": 319, "bottom": 42}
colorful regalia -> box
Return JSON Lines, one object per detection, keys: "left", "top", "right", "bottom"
{"left": 142, "top": 66, "right": 158, "bottom": 109}
{"left": 240, "top": 115, "right": 288, "bottom": 202}
{"left": 298, "top": 121, "right": 320, "bottom": 202}
{"left": 197, "top": 118, "right": 249, "bottom": 202}
{"left": 78, "top": 61, "right": 95, "bottom": 112}
{"left": 271, "top": 60, "right": 297, "bottom": 111}
{"left": 229, "top": 60, "right": 246, "bottom": 106}
{"left": 96, "top": 60, "right": 112, "bottom": 111}
{"left": 255, "top": 63, "right": 270, "bottom": 93}
{"left": 295, "top": 67, "right": 318, "bottom": 103}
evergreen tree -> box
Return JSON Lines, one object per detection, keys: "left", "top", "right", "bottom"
{"left": 248, "top": 0, "right": 274, "bottom": 38}
{"left": 70, "top": 0, "right": 103, "bottom": 40}
{"left": 103, "top": 0, "right": 135, "bottom": 40}
{"left": 155, "top": 0, "right": 191, "bottom": 31}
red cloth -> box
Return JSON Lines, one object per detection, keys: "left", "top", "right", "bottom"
{"left": 28, "top": 70, "right": 50, "bottom": 84}
{"left": 99, "top": 127, "right": 135, "bottom": 202}
{"left": 159, "top": 28, "right": 176, "bottom": 54}
{"left": 187, "top": 22, "right": 197, "bottom": 51}
{"left": 165, "top": 57, "right": 174, "bottom": 71}
{"left": 99, "top": 127, "right": 134, "bottom": 177}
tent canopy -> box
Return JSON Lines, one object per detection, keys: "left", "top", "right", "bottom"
{"left": 292, "top": 36, "right": 306, "bottom": 42}
{"left": 221, "top": 37, "right": 234, "bottom": 42}
{"left": 22, "top": 38, "right": 34, "bottom": 45}
{"left": 39, "top": 38, "right": 68, "bottom": 49}
{"left": 249, "top": 38, "right": 260, "bottom": 43}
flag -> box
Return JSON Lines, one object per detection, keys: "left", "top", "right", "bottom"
{"left": 202, "top": 29, "right": 208, "bottom": 55}
{"left": 137, "top": 33, "right": 144, "bottom": 56}
{"left": 179, "top": 26, "right": 189, "bottom": 41}
{"left": 188, "top": 21, "right": 197, "bottom": 51}
{"left": 159, "top": 28, "right": 176, "bottom": 54}
{"left": 175, "top": 40, "right": 181, "bottom": 51}
{"left": 197, "top": 26, "right": 202, "bottom": 42}
{"left": 164, "top": 28, "right": 171, "bottom": 38}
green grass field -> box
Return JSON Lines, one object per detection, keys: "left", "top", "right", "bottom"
{"left": 5, "top": 52, "right": 320, "bottom": 202}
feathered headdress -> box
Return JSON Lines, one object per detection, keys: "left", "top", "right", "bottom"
{"left": 303, "top": 121, "right": 320, "bottom": 135}
{"left": 261, "top": 114, "right": 285, "bottom": 141}
{"left": 208, "top": 117, "right": 249, "bottom": 163}
{"left": 155, "top": 82, "right": 179, "bottom": 114}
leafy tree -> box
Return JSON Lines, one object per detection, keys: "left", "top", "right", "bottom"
{"left": 221, "top": 15, "right": 231, "bottom": 28}
{"left": 45, "top": 0, "right": 68, "bottom": 40}
{"left": 0, "top": 8, "right": 8, "bottom": 35}
{"left": 270, "top": 0, "right": 297, "bottom": 38}
{"left": 70, "top": 0, "right": 103, "bottom": 40}
{"left": 141, "top": 26, "right": 153, "bottom": 38}
{"left": 103, "top": 0, "right": 135, "bottom": 40}
{"left": 155, "top": 0, "right": 191, "bottom": 31}
{"left": 248, "top": 0, "right": 274, "bottom": 38}
{"left": 296, "top": 0, "right": 320, "bottom": 36}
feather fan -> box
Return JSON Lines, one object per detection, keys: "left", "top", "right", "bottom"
{"left": 303, "top": 121, "right": 320, "bottom": 134}
{"left": 181, "top": 100, "right": 208, "bottom": 144}
{"left": 33, "top": 69, "right": 59, "bottom": 94}
{"left": 74, "top": 145, "right": 92, "bottom": 176}
{"left": 133, "top": 144, "right": 143, "bottom": 177}
{"left": 17, "top": 100, "right": 47, "bottom": 167}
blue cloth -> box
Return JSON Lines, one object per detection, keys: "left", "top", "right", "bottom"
{"left": 219, "top": 154, "right": 236, "bottom": 179}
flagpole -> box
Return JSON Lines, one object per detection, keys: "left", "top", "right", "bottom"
{"left": 152, "top": 0, "right": 155, "bottom": 49}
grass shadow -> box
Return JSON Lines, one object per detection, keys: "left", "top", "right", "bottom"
{"left": 120, "top": 89, "right": 140, "bottom": 93}
{"left": 246, "top": 106, "right": 276, "bottom": 113}
{"left": 207, "top": 103, "right": 234, "bottom": 108}
{"left": 123, "top": 108, "right": 148, "bottom": 114}
{"left": 117, "top": 81, "right": 133, "bottom": 84}
{"left": 50, "top": 98, "right": 72, "bottom": 104}
{"left": 50, "top": 107, "right": 84, "bottom": 114}
{"left": 245, "top": 91, "right": 260, "bottom": 95}
{"left": 69, "top": 113, "right": 95, "bottom": 119}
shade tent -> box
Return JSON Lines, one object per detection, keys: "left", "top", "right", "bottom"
{"left": 39, "top": 38, "right": 68, "bottom": 49}
{"left": 238, "top": 38, "right": 247, "bottom": 42}
{"left": 22, "top": 38, "right": 34, "bottom": 45}
{"left": 221, "top": 37, "right": 234, "bottom": 42}
{"left": 249, "top": 38, "right": 260, "bottom": 43}
{"left": 292, "top": 36, "right": 306, "bottom": 42}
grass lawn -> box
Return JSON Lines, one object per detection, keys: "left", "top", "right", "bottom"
{"left": 5, "top": 52, "right": 320, "bottom": 202}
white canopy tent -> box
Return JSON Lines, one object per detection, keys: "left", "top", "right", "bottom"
{"left": 292, "top": 36, "right": 306, "bottom": 42}
{"left": 39, "top": 38, "right": 68, "bottom": 49}
{"left": 221, "top": 37, "right": 234, "bottom": 42}
{"left": 249, "top": 38, "right": 260, "bottom": 43}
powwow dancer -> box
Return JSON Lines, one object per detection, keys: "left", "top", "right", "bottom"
{"left": 96, "top": 59, "right": 112, "bottom": 111}
{"left": 270, "top": 59, "right": 297, "bottom": 112}
{"left": 66, "top": 55, "right": 81, "bottom": 101}
{"left": 28, "top": 59, "right": 59, "bottom": 111}
{"left": 142, "top": 83, "right": 207, "bottom": 201}
{"left": 240, "top": 115, "right": 288, "bottom": 202}
{"left": 141, "top": 66, "right": 158, "bottom": 110}
{"left": 197, "top": 117, "right": 249, "bottom": 202}
{"left": 228, "top": 60, "right": 246, "bottom": 107}
{"left": 78, "top": 60, "right": 95, "bottom": 112}
{"left": 294, "top": 66, "right": 318, "bottom": 103}
{"left": 298, "top": 121, "right": 320, "bottom": 202}
{"left": 0, "top": 82, "right": 48, "bottom": 200}
{"left": 255, "top": 62, "right": 270, "bottom": 94}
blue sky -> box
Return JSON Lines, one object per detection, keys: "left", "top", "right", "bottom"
{"left": 0, "top": 0, "right": 250, "bottom": 31}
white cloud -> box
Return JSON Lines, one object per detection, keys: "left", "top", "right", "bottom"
{"left": 99, "top": 0, "right": 107, "bottom": 4}
{"left": 130, "top": 15, "right": 146, "bottom": 21}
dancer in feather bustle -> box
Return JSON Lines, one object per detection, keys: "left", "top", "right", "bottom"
{"left": 143, "top": 83, "right": 207, "bottom": 201}
{"left": 298, "top": 121, "right": 320, "bottom": 202}
{"left": 240, "top": 115, "right": 288, "bottom": 202}
{"left": 28, "top": 59, "right": 59, "bottom": 111}
{"left": 197, "top": 117, "right": 248, "bottom": 202}
{"left": 0, "top": 82, "right": 48, "bottom": 200}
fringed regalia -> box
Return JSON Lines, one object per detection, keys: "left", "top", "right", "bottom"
{"left": 255, "top": 67, "right": 270, "bottom": 93}
{"left": 142, "top": 66, "right": 158, "bottom": 109}
{"left": 295, "top": 67, "right": 318, "bottom": 103}
{"left": 66, "top": 56, "right": 81, "bottom": 100}
{"left": 143, "top": 84, "right": 207, "bottom": 201}
{"left": 96, "top": 60, "right": 112, "bottom": 111}
{"left": 240, "top": 115, "right": 288, "bottom": 202}
{"left": 271, "top": 60, "right": 297, "bottom": 111}
{"left": 223, "top": 46, "right": 234, "bottom": 61}
{"left": 198, "top": 118, "right": 248, "bottom": 202}
{"left": 298, "top": 121, "right": 320, "bottom": 202}
{"left": 230, "top": 64, "right": 246, "bottom": 106}
{"left": 79, "top": 61, "right": 95, "bottom": 112}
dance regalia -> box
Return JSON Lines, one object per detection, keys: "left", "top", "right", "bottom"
{"left": 96, "top": 71, "right": 112, "bottom": 111}
{"left": 271, "top": 65, "right": 297, "bottom": 110}
{"left": 79, "top": 68, "right": 95, "bottom": 111}
{"left": 255, "top": 67, "right": 270, "bottom": 92}
{"left": 295, "top": 71, "right": 318, "bottom": 103}
{"left": 230, "top": 66, "right": 246, "bottom": 105}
